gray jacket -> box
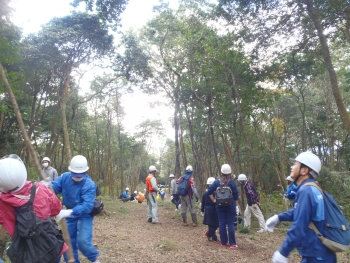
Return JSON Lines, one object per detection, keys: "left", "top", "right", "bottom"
{"left": 38, "top": 166, "right": 58, "bottom": 182}
{"left": 170, "top": 179, "right": 178, "bottom": 194}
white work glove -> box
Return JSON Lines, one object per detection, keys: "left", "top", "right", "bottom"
{"left": 266, "top": 214, "right": 279, "bottom": 232}
{"left": 40, "top": 180, "right": 51, "bottom": 187}
{"left": 272, "top": 250, "right": 288, "bottom": 263}
{"left": 201, "top": 212, "right": 204, "bottom": 217}
{"left": 236, "top": 206, "right": 240, "bottom": 215}
{"left": 170, "top": 195, "right": 174, "bottom": 200}
{"left": 56, "top": 209, "right": 73, "bottom": 222}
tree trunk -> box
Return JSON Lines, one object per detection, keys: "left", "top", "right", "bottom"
{"left": 208, "top": 97, "right": 221, "bottom": 173}
{"left": 60, "top": 71, "right": 72, "bottom": 163}
{"left": 304, "top": 0, "right": 350, "bottom": 135}
{"left": 116, "top": 94, "right": 123, "bottom": 195}
{"left": 174, "top": 89, "right": 182, "bottom": 177}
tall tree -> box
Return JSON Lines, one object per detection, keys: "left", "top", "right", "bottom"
{"left": 217, "top": 0, "right": 350, "bottom": 135}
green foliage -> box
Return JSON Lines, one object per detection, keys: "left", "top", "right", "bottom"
{"left": 71, "top": 0, "right": 129, "bottom": 29}
{"left": 238, "top": 225, "right": 250, "bottom": 234}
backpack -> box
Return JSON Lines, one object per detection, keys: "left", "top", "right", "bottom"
{"left": 177, "top": 177, "right": 189, "bottom": 196}
{"left": 304, "top": 183, "right": 350, "bottom": 252}
{"left": 7, "top": 183, "right": 64, "bottom": 263}
{"left": 215, "top": 180, "right": 233, "bottom": 207}
{"left": 90, "top": 184, "right": 104, "bottom": 216}
{"left": 96, "top": 185, "right": 101, "bottom": 196}
{"left": 90, "top": 198, "right": 104, "bottom": 216}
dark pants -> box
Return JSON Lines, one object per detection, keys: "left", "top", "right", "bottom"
{"left": 208, "top": 225, "right": 218, "bottom": 241}
{"left": 171, "top": 194, "right": 180, "bottom": 209}
{"left": 216, "top": 205, "right": 237, "bottom": 246}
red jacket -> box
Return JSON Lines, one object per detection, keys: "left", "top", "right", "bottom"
{"left": 0, "top": 181, "right": 68, "bottom": 255}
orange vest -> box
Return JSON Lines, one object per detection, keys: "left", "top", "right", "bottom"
{"left": 146, "top": 174, "right": 157, "bottom": 192}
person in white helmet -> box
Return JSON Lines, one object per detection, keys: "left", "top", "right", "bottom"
{"left": 207, "top": 164, "right": 240, "bottom": 249}
{"left": 169, "top": 174, "right": 181, "bottom": 211}
{"left": 121, "top": 187, "right": 131, "bottom": 202}
{"left": 201, "top": 177, "right": 219, "bottom": 242}
{"left": 145, "top": 165, "right": 161, "bottom": 224}
{"left": 176, "top": 165, "right": 200, "bottom": 227}
{"left": 284, "top": 176, "right": 297, "bottom": 208}
{"left": 38, "top": 157, "right": 58, "bottom": 183}
{"left": 0, "top": 154, "right": 68, "bottom": 263}
{"left": 51, "top": 155, "right": 101, "bottom": 263}
{"left": 266, "top": 152, "right": 336, "bottom": 263}
{"left": 237, "top": 173, "right": 267, "bottom": 233}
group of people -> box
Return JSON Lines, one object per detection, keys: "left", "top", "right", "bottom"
{"left": 0, "top": 154, "right": 100, "bottom": 263}
{"left": 144, "top": 151, "right": 337, "bottom": 263}
{"left": 121, "top": 187, "right": 141, "bottom": 202}
{"left": 200, "top": 164, "right": 267, "bottom": 249}
{"left": 0, "top": 151, "right": 338, "bottom": 263}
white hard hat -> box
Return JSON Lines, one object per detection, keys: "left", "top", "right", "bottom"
{"left": 206, "top": 177, "right": 215, "bottom": 185}
{"left": 237, "top": 174, "right": 247, "bottom": 181}
{"left": 286, "top": 176, "right": 294, "bottom": 182}
{"left": 149, "top": 165, "right": 157, "bottom": 172}
{"left": 0, "top": 155, "right": 27, "bottom": 193}
{"left": 169, "top": 174, "right": 174, "bottom": 178}
{"left": 134, "top": 190, "right": 137, "bottom": 194}
{"left": 126, "top": 187, "right": 129, "bottom": 191}
{"left": 68, "top": 155, "right": 89, "bottom": 173}
{"left": 42, "top": 157, "right": 50, "bottom": 163}
{"left": 290, "top": 151, "right": 321, "bottom": 178}
{"left": 185, "top": 165, "right": 193, "bottom": 172}
{"left": 221, "top": 164, "right": 232, "bottom": 174}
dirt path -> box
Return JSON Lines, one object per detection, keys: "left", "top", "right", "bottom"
{"left": 82, "top": 198, "right": 349, "bottom": 263}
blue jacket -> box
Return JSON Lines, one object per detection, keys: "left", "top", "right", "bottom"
{"left": 278, "top": 179, "right": 334, "bottom": 258}
{"left": 285, "top": 183, "right": 297, "bottom": 200}
{"left": 51, "top": 172, "right": 96, "bottom": 217}
{"left": 207, "top": 179, "right": 239, "bottom": 208}
{"left": 122, "top": 191, "right": 130, "bottom": 199}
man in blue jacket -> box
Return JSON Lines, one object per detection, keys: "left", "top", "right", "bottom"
{"left": 52, "top": 155, "right": 100, "bottom": 263}
{"left": 284, "top": 176, "right": 297, "bottom": 208}
{"left": 266, "top": 152, "right": 337, "bottom": 263}
{"left": 121, "top": 187, "right": 131, "bottom": 202}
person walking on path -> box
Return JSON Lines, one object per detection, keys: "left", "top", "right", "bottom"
{"left": 177, "top": 165, "right": 199, "bottom": 227}
{"left": 207, "top": 164, "right": 240, "bottom": 250}
{"left": 237, "top": 174, "right": 267, "bottom": 233}
{"left": 201, "top": 177, "right": 219, "bottom": 242}
{"left": 266, "top": 152, "right": 337, "bottom": 263}
{"left": 145, "top": 165, "right": 161, "bottom": 224}
{"left": 170, "top": 174, "right": 181, "bottom": 211}
{"left": 284, "top": 176, "right": 297, "bottom": 208}
{"left": 51, "top": 155, "right": 101, "bottom": 263}
{"left": 38, "top": 156, "right": 58, "bottom": 182}
{"left": 0, "top": 154, "right": 68, "bottom": 263}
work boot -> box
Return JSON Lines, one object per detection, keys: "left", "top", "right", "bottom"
{"left": 191, "top": 213, "right": 198, "bottom": 227}
{"left": 182, "top": 213, "right": 188, "bottom": 226}
{"left": 147, "top": 218, "right": 152, "bottom": 223}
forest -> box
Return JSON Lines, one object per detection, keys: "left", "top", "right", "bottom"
{"left": 1, "top": 0, "right": 350, "bottom": 216}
